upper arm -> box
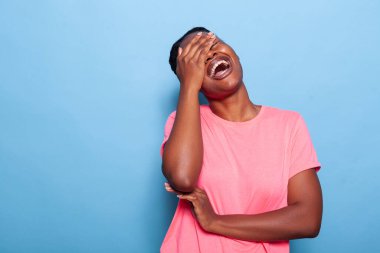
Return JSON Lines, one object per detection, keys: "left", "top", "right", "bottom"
{"left": 160, "top": 112, "right": 176, "bottom": 157}
{"left": 287, "top": 167, "right": 323, "bottom": 236}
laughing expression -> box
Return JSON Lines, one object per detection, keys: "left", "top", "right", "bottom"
{"left": 179, "top": 32, "right": 244, "bottom": 100}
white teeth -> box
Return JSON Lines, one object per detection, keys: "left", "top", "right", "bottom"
{"left": 210, "top": 60, "right": 229, "bottom": 77}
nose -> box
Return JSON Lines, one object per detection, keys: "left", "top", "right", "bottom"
{"left": 205, "top": 52, "right": 217, "bottom": 63}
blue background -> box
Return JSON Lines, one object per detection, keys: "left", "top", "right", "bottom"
{"left": 1, "top": 1, "right": 379, "bottom": 252}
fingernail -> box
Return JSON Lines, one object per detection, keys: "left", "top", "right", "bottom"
{"left": 197, "top": 32, "right": 202, "bottom": 35}
{"left": 177, "top": 194, "right": 182, "bottom": 198}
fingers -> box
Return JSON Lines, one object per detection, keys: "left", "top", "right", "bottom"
{"left": 164, "top": 182, "right": 204, "bottom": 193}
{"left": 180, "top": 32, "right": 215, "bottom": 61}
{"left": 193, "top": 35, "right": 217, "bottom": 63}
{"left": 164, "top": 182, "right": 181, "bottom": 194}
{"left": 177, "top": 192, "right": 200, "bottom": 219}
{"left": 176, "top": 187, "right": 205, "bottom": 199}
{"left": 193, "top": 187, "right": 204, "bottom": 194}
{"left": 177, "top": 194, "right": 196, "bottom": 201}
{"left": 193, "top": 187, "right": 208, "bottom": 198}
{"left": 164, "top": 182, "right": 207, "bottom": 201}
{"left": 178, "top": 47, "right": 183, "bottom": 57}
{"left": 184, "top": 32, "right": 214, "bottom": 60}
{"left": 164, "top": 182, "right": 174, "bottom": 192}
{"left": 180, "top": 32, "right": 203, "bottom": 58}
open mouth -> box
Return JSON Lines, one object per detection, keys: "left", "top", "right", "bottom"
{"left": 207, "top": 55, "right": 233, "bottom": 80}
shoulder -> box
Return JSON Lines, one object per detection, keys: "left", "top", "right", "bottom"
{"left": 262, "top": 104, "right": 302, "bottom": 123}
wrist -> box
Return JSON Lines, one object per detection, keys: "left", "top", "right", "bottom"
{"left": 207, "top": 214, "right": 223, "bottom": 234}
{"left": 179, "top": 86, "right": 200, "bottom": 97}
{"left": 180, "top": 80, "right": 201, "bottom": 91}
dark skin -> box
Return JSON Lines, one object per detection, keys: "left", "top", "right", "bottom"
{"left": 162, "top": 31, "right": 323, "bottom": 241}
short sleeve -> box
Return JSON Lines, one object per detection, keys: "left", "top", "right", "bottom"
{"left": 160, "top": 111, "right": 176, "bottom": 157}
{"left": 288, "top": 113, "right": 321, "bottom": 179}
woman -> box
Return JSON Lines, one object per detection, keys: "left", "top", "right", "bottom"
{"left": 160, "top": 26, "right": 322, "bottom": 253}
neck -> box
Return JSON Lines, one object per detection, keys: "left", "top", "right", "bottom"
{"left": 207, "top": 83, "right": 260, "bottom": 122}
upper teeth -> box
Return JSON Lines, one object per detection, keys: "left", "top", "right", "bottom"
{"left": 210, "top": 60, "right": 229, "bottom": 77}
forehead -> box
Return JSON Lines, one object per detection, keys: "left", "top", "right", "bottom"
{"left": 179, "top": 31, "right": 223, "bottom": 48}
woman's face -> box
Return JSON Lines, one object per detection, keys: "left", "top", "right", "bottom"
{"left": 179, "top": 32, "right": 244, "bottom": 100}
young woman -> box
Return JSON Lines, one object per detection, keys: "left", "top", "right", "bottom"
{"left": 160, "top": 27, "right": 322, "bottom": 253}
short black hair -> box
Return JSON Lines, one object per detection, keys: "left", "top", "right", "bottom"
{"left": 169, "top": 26, "right": 210, "bottom": 76}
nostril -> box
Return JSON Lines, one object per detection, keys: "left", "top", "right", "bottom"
{"left": 206, "top": 53, "right": 217, "bottom": 63}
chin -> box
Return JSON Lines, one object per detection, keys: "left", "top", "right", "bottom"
{"left": 202, "top": 75, "right": 242, "bottom": 100}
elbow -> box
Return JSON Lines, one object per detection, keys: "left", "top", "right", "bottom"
{"left": 161, "top": 164, "right": 197, "bottom": 193}
{"left": 308, "top": 222, "right": 321, "bottom": 238}
{"left": 302, "top": 219, "right": 321, "bottom": 238}
{"left": 293, "top": 202, "right": 322, "bottom": 239}
{"left": 170, "top": 178, "right": 196, "bottom": 193}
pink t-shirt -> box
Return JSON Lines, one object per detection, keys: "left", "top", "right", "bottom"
{"left": 159, "top": 104, "right": 321, "bottom": 253}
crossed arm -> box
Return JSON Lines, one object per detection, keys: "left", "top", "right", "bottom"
{"left": 165, "top": 165, "right": 323, "bottom": 241}
{"left": 166, "top": 166, "right": 323, "bottom": 242}
{"left": 207, "top": 167, "right": 323, "bottom": 242}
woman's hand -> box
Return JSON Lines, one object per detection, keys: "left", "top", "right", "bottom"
{"left": 176, "top": 32, "right": 217, "bottom": 92}
{"left": 164, "top": 182, "right": 219, "bottom": 232}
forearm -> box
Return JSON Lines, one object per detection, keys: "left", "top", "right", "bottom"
{"left": 162, "top": 87, "right": 203, "bottom": 193}
{"left": 209, "top": 203, "right": 320, "bottom": 242}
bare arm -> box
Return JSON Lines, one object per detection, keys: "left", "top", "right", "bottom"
{"left": 162, "top": 32, "right": 217, "bottom": 193}
{"left": 208, "top": 168, "right": 323, "bottom": 242}
{"left": 162, "top": 88, "right": 203, "bottom": 193}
